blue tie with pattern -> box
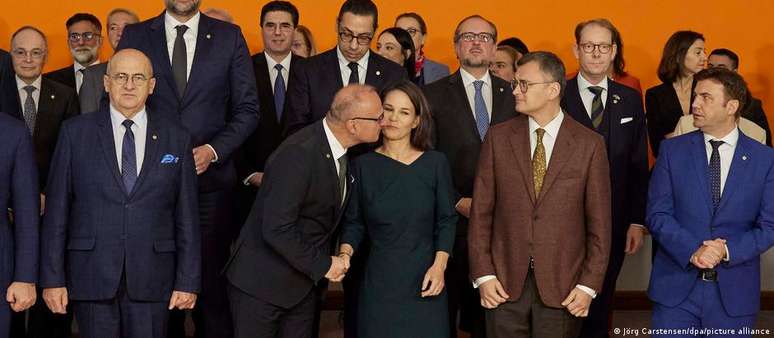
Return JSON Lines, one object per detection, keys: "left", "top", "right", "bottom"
{"left": 709, "top": 140, "right": 723, "bottom": 211}
{"left": 473, "top": 80, "right": 489, "bottom": 141}
{"left": 122, "top": 120, "right": 137, "bottom": 194}
{"left": 274, "top": 64, "right": 286, "bottom": 122}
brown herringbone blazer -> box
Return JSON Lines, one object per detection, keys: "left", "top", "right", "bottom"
{"left": 468, "top": 113, "right": 612, "bottom": 308}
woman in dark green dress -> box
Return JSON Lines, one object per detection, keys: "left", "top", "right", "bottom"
{"left": 338, "top": 80, "right": 457, "bottom": 338}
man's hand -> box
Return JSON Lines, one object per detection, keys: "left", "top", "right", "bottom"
{"left": 561, "top": 287, "right": 592, "bottom": 317}
{"left": 325, "top": 255, "right": 349, "bottom": 282}
{"left": 691, "top": 239, "right": 726, "bottom": 269}
{"left": 193, "top": 145, "right": 216, "bottom": 175}
{"left": 40, "top": 193, "right": 46, "bottom": 216}
{"left": 421, "top": 264, "right": 446, "bottom": 298}
{"left": 6, "top": 282, "right": 36, "bottom": 312}
{"left": 455, "top": 198, "right": 472, "bottom": 218}
{"left": 478, "top": 278, "right": 509, "bottom": 309}
{"left": 42, "top": 287, "right": 68, "bottom": 314}
{"left": 624, "top": 224, "right": 645, "bottom": 255}
{"left": 248, "top": 172, "right": 264, "bottom": 187}
{"left": 168, "top": 291, "right": 198, "bottom": 310}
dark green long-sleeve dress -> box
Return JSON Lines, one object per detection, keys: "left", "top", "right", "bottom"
{"left": 341, "top": 150, "right": 458, "bottom": 338}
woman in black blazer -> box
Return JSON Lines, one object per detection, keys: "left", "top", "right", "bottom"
{"left": 645, "top": 31, "right": 707, "bottom": 157}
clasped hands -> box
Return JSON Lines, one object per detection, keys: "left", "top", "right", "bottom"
{"left": 691, "top": 238, "right": 727, "bottom": 269}
{"left": 326, "top": 254, "right": 350, "bottom": 282}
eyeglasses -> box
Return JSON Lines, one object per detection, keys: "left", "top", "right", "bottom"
{"left": 11, "top": 48, "right": 46, "bottom": 60}
{"left": 578, "top": 43, "right": 614, "bottom": 54}
{"left": 69, "top": 32, "right": 100, "bottom": 43}
{"left": 263, "top": 22, "right": 294, "bottom": 33}
{"left": 351, "top": 113, "right": 384, "bottom": 123}
{"left": 109, "top": 73, "right": 150, "bottom": 86}
{"left": 456, "top": 32, "right": 494, "bottom": 43}
{"left": 404, "top": 27, "right": 420, "bottom": 36}
{"left": 510, "top": 79, "right": 557, "bottom": 94}
{"left": 339, "top": 30, "right": 373, "bottom": 45}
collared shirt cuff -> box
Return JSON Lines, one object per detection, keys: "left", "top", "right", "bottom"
{"left": 631, "top": 223, "right": 646, "bottom": 229}
{"left": 472, "top": 275, "right": 496, "bottom": 288}
{"left": 724, "top": 243, "right": 730, "bottom": 262}
{"left": 205, "top": 144, "right": 219, "bottom": 163}
{"left": 576, "top": 284, "right": 597, "bottom": 298}
{"left": 243, "top": 172, "right": 259, "bottom": 186}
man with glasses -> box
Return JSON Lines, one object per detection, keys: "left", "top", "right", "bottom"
{"left": 9, "top": 25, "right": 80, "bottom": 338}
{"left": 40, "top": 48, "right": 200, "bottom": 338}
{"left": 44, "top": 13, "right": 103, "bottom": 94}
{"left": 422, "top": 14, "right": 516, "bottom": 338}
{"left": 394, "top": 12, "right": 449, "bottom": 85}
{"left": 559, "top": 18, "right": 649, "bottom": 338}
{"left": 469, "top": 51, "right": 612, "bottom": 338}
{"left": 283, "top": 0, "right": 406, "bottom": 136}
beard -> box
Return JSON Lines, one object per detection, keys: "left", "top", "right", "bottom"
{"left": 71, "top": 46, "right": 98, "bottom": 65}
{"left": 461, "top": 56, "right": 490, "bottom": 68}
{"left": 165, "top": 0, "right": 201, "bottom": 17}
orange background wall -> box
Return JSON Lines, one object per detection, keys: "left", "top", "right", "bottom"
{"left": 1, "top": 0, "right": 772, "bottom": 122}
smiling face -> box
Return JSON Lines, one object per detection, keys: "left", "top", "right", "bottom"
{"left": 574, "top": 23, "right": 616, "bottom": 83}
{"left": 261, "top": 10, "right": 294, "bottom": 58}
{"left": 454, "top": 17, "right": 496, "bottom": 70}
{"left": 11, "top": 29, "right": 48, "bottom": 84}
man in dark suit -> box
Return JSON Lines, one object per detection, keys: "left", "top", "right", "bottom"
{"left": 44, "top": 13, "right": 103, "bottom": 94}
{"left": 422, "top": 15, "right": 516, "bottom": 338}
{"left": 560, "top": 19, "right": 649, "bottom": 338}
{"left": 469, "top": 51, "right": 612, "bottom": 338}
{"left": 8, "top": 26, "right": 80, "bottom": 338}
{"left": 117, "top": 1, "right": 259, "bottom": 336}
{"left": 40, "top": 49, "right": 200, "bottom": 338}
{"left": 0, "top": 113, "right": 39, "bottom": 338}
{"left": 79, "top": 8, "right": 140, "bottom": 114}
{"left": 226, "top": 85, "right": 383, "bottom": 338}
{"left": 283, "top": 0, "right": 406, "bottom": 136}
{"left": 236, "top": 1, "right": 300, "bottom": 227}
{"left": 708, "top": 48, "right": 772, "bottom": 146}
{"left": 647, "top": 68, "right": 774, "bottom": 337}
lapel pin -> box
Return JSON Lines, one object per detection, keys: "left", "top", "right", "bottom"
{"left": 499, "top": 87, "right": 504, "bottom": 92}
{"left": 326, "top": 153, "right": 331, "bottom": 159}
{"left": 51, "top": 94, "right": 55, "bottom": 99}
{"left": 376, "top": 70, "right": 381, "bottom": 76}
{"left": 612, "top": 94, "right": 621, "bottom": 104}
{"left": 743, "top": 155, "right": 748, "bottom": 161}
{"left": 152, "top": 135, "right": 158, "bottom": 140}
{"left": 206, "top": 33, "right": 211, "bottom": 39}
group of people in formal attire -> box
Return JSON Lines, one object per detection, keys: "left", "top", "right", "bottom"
{"left": 0, "top": 0, "right": 772, "bottom": 338}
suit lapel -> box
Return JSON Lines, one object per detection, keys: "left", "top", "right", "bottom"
{"left": 33, "top": 81, "right": 56, "bottom": 139}
{"left": 149, "top": 13, "right": 177, "bottom": 99}
{"left": 128, "top": 112, "right": 161, "bottom": 200}
{"left": 565, "top": 77, "right": 594, "bottom": 129}
{"left": 509, "top": 117, "right": 536, "bottom": 205}
{"left": 182, "top": 15, "right": 213, "bottom": 104}
{"left": 325, "top": 49, "right": 344, "bottom": 89}
{"left": 536, "top": 117, "right": 575, "bottom": 205}
{"left": 490, "top": 76, "right": 513, "bottom": 125}
{"left": 96, "top": 109, "right": 128, "bottom": 197}
{"left": 365, "top": 52, "right": 384, "bottom": 88}
{"left": 689, "top": 132, "right": 714, "bottom": 216}
{"left": 254, "top": 53, "right": 278, "bottom": 124}
{"left": 716, "top": 132, "right": 751, "bottom": 212}
{"left": 448, "top": 72, "right": 481, "bottom": 142}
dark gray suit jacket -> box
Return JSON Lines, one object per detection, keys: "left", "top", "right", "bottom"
{"left": 78, "top": 63, "right": 108, "bottom": 114}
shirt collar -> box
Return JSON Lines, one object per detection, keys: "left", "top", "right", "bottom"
{"left": 165, "top": 11, "right": 201, "bottom": 35}
{"left": 16, "top": 75, "right": 42, "bottom": 90}
{"left": 336, "top": 47, "right": 369, "bottom": 70}
{"left": 73, "top": 60, "right": 99, "bottom": 73}
{"left": 322, "top": 117, "right": 347, "bottom": 160}
{"left": 528, "top": 109, "right": 565, "bottom": 139}
{"left": 703, "top": 126, "right": 739, "bottom": 147}
{"left": 266, "top": 52, "right": 292, "bottom": 71}
{"left": 459, "top": 68, "right": 492, "bottom": 89}
{"left": 577, "top": 72, "right": 608, "bottom": 93}
{"left": 110, "top": 104, "right": 148, "bottom": 131}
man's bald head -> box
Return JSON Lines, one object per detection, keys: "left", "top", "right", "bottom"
{"left": 328, "top": 84, "right": 380, "bottom": 122}
{"left": 107, "top": 48, "right": 154, "bottom": 77}
{"left": 104, "top": 49, "right": 157, "bottom": 117}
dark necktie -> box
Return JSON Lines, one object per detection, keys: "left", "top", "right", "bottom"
{"left": 347, "top": 62, "right": 359, "bottom": 85}
{"left": 172, "top": 25, "right": 189, "bottom": 98}
{"left": 77, "top": 68, "right": 85, "bottom": 94}
{"left": 122, "top": 120, "right": 137, "bottom": 194}
{"left": 588, "top": 86, "right": 605, "bottom": 129}
{"left": 337, "top": 154, "right": 348, "bottom": 204}
{"left": 709, "top": 140, "right": 724, "bottom": 211}
{"left": 274, "top": 64, "right": 286, "bottom": 121}
{"left": 473, "top": 80, "right": 489, "bottom": 141}
{"left": 22, "top": 85, "right": 37, "bottom": 134}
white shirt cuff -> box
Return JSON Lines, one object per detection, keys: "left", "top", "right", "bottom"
{"left": 724, "top": 243, "right": 730, "bottom": 262}
{"left": 205, "top": 144, "right": 219, "bottom": 163}
{"left": 243, "top": 172, "right": 259, "bottom": 186}
{"left": 631, "top": 223, "right": 646, "bottom": 229}
{"left": 472, "top": 275, "right": 496, "bottom": 288}
{"left": 576, "top": 284, "right": 597, "bottom": 298}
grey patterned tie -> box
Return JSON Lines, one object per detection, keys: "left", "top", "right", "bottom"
{"left": 22, "top": 85, "right": 37, "bottom": 134}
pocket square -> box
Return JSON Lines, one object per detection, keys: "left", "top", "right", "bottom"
{"left": 620, "top": 117, "right": 634, "bottom": 124}
{"left": 160, "top": 154, "right": 180, "bottom": 164}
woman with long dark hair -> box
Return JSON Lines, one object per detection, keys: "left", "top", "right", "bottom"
{"left": 376, "top": 27, "right": 417, "bottom": 81}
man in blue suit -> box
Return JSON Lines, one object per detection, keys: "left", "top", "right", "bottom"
{"left": 0, "top": 113, "right": 39, "bottom": 338}
{"left": 647, "top": 67, "right": 774, "bottom": 337}
{"left": 117, "top": 1, "right": 259, "bottom": 336}
{"left": 40, "top": 49, "right": 200, "bottom": 338}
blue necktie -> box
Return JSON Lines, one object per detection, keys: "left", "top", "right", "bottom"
{"left": 122, "top": 120, "right": 137, "bottom": 194}
{"left": 473, "top": 80, "right": 489, "bottom": 141}
{"left": 709, "top": 140, "right": 723, "bottom": 211}
{"left": 274, "top": 64, "right": 286, "bottom": 122}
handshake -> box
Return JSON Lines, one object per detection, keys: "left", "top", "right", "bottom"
{"left": 325, "top": 254, "right": 351, "bottom": 282}
{"left": 691, "top": 238, "right": 727, "bottom": 269}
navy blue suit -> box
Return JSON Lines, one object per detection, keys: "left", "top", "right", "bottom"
{"left": 0, "top": 113, "right": 39, "bottom": 338}
{"left": 647, "top": 131, "right": 774, "bottom": 336}
{"left": 118, "top": 12, "right": 259, "bottom": 337}
{"left": 561, "top": 76, "right": 649, "bottom": 338}
{"left": 40, "top": 108, "right": 200, "bottom": 338}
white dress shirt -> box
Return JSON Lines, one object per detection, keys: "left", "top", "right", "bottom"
{"left": 577, "top": 73, "right": 608, "bottom": 118}
{"left": 266, "top": 52, "right": 292, "bottom": 93}
{"left": 337, "top": 47, "right": 368, "bottom": 85}
{"left": 16, "top": 75, "right": 42, "bottom": 112}
{"left": 110, "top": 105, "right": 148, "bottom": 174}
{"left": 459, "top": 68, "right": 493, "bottom": 121}
{"left": 473, "top": 110, "right": 596, "bottom": 298}
{"left": 323, "top": 117, "right": 348, "bottom": 202}
{"left": 704, "top": 128, "right": 738, "bottom": 195}
{"left": 74, "top": 60, "right": 99, "bottom": 94}
{"left": 164, "top": 11, "right": 200, "bottom": 81}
